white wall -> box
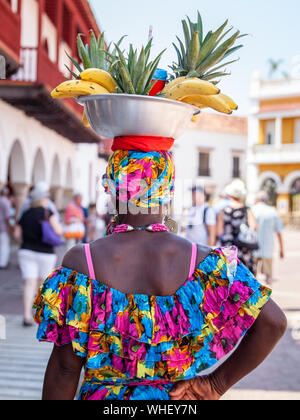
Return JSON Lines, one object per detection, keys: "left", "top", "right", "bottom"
{"left": 20, "top": 0, "right": 39, "bottom": 48}
{"left": 173, "top": 128, "right": 247, "bottom": 212}
{"left": 173, "top": 130, "right": 247, "bottom": 216}
{"left": 59, "top": 41, "right": 72, "bottom": 77}
{"left": 41, "top": 13, "right": 57, "bottom": 62}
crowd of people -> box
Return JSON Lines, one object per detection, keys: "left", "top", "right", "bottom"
{"left": 0, "top": 177, "right": 285, "bottom": 327}
{"left": 182, "top": 178, "right": 285, "bottom": 284}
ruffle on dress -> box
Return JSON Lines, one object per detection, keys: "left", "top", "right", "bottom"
{"left": 33, "top": 246, "right": 271, "bottom": 386}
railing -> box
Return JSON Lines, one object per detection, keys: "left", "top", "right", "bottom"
{"left": 0, "top": 0, "right": 21, "bottom": 58}
{"left": 253, "top": 143, "right": 300, "bottom": 153}
{"left": 12, "top": 48, "right": 37, "bottom": 81}
{"left": 13, "top": 47, "right": 82, "bottom": 116}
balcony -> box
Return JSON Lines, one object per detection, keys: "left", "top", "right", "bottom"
{"left": 13, "top": 47, "right": 82, "bottom": 116}
{"left": 252, "top": 143, "right": 300, "bottom": 164}
{"left": 0, "top": 0, "right": 21, "bottom": 76}
{"left": 0, "top": 46, "right": 100, "bottom": 143}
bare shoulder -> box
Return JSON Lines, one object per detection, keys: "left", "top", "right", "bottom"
{"left": 62, "top": 243, "right": 87, "bottom": 273}
{"left": 196, "top": 243, "right": 213, "bottom": 265}
{"left": 165, "top": 232, "right": 212, "bottom": 266}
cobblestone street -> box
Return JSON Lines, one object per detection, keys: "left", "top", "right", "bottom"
{"left": 0, "top": 231, "right": 299, "bottom": 400}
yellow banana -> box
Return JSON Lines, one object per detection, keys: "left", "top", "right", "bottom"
{"left": 51, "top": 80, "right": 109, "bottom": 99}
{"left": 219, "top": 94, "right": 238, "bottom": 111}
{"left": 191, "top": 114, "right": 199, "bottom": 123}
{"left": 82, "top": 111, "right": 90, "bottom": 127}
{"left": 80, "top": 68, "right": 117, "bottom": 93}
{"left": 182, "top": 94, "right": 232, "bottom": 114}
{"left": 165, "top": 79, "right": 220, "bottom": 100}
{"left": 161, "top": 76, "right": 187, "bottom": 95}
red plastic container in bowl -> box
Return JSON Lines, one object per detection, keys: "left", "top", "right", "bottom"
{"left": 149, "top": 68, "right": 168, "bottom": 96}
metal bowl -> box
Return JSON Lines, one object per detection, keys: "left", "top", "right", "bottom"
{"left": 77, "top": 94, "right": 199, "bottom": 139}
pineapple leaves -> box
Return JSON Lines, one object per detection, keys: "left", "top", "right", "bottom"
{"left": 171, "top": 11, "right": 246, "bottom": 81}
{"left": 111, "top": 39, "right": 166, "bottom": 95}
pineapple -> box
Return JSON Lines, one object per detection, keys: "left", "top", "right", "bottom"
{"left": 170, "top": 11, "right": 246, "bottom": 83}
{"left": 64, "top": 30, "right": 125, "bottom": 78}
{"left": 110, "top": 38, "right": 166, "bottom": 95}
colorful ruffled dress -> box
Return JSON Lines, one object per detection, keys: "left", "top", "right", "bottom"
{"left": 33, "top": 245, "right": 271, "bottom": 400}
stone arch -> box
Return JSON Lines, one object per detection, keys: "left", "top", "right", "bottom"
{"left": 61, "top": 159, "right": 74, "bottom": 209}
{"left": 50, "top": 154, "right": 61, "bottom": 187}
{"left": 258, "top": 171, "right": 282, "bottom": 206}
{"left": 257, "top": 171, "right": 283, "bottom": 191}
{"left": 7, "top": 140, "right": 28, "bottom": 215}
{"left": 65, "top": 159, "right": 74, "bottom": 190}
{"left": 32, "top": 148, "right": 46, "bottom": 185}
{"left": 283, "top": 170, "right": 300, "bottom": 192}
{"left": 50, "top": 154, "right": 63, "bottom": 210}
{"left": 7, "top": 139, "right": 26, "bottom": 184}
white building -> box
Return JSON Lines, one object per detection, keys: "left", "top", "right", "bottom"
{"left": 173, "top": 112, "right": 248, "bottom": 213}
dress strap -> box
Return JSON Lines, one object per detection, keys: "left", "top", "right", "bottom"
{"left": 188, "top": 243, "right": 197, "bottom": 279}
{"left": 84, "top": 243, "right": 96, "bottom": 280}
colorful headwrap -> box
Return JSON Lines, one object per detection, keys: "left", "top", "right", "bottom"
{"left": 102, "top": 150, "right": 175, "bottom": 208}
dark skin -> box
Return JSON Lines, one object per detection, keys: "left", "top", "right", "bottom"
{"left": 41, "top": 206, "right": 287, "bottom": 400}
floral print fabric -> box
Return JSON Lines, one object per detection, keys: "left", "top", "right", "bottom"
{"left": 33, "top": 246, "right": 271, "bottom": 400}
{"left": 102, "top": 150, "right": 175, "bottom": 208}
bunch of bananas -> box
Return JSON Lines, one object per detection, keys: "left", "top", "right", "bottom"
{"left": 51, "top": 30, "right": 124, "bottom": 128}
{"left": 51, "top": 68, "right": 117, "bottom": 128}
{"left": 162, "top": 77, "right": 238, "bottom": 115}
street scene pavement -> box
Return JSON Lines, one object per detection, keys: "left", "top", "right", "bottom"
{"left": 0, "top": 230, "right": 299, "bottom": 400}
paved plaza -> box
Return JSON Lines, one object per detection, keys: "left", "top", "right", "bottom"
{"left": 0, "top": 230, "right": 299, "bottom": 400}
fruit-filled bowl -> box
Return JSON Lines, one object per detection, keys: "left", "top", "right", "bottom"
{"left": 77, "top": 94, "right": 200, "bottom": 139}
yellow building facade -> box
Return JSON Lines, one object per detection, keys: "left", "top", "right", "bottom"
{"left": 247, "top": 72, "right": 300, "bottom": 223}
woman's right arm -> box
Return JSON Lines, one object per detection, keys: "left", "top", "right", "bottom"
{"left": 170, "top": 299, "right": 287, "bottom": 400}
{"left": 42, "top": 344, "right": 84, "bottom": 400}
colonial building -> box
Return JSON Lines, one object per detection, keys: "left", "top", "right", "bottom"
{"left": 173, "top": 112, "right": 248, "bottom": 214}
{"left": 0, "top": 0, "right": 107, "bottom": 214}
{"left": 247, "top": 71, "right": 300, "bottom": 223}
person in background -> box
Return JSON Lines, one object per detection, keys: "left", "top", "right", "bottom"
{"left": 213, "top": 189, "right": 231, "bottom": 216}
{"left": 252, "top": 191, "right": 284, "bottom": 286}
{"left": 0, "top": 187, "right": 13, "bottom": 269}
{"left": 20, "top": 182, "right": 60, "bottom": 220}
{"left": 184, "top": 186, "right": 216, "bottom": 247}
{"left": 15, "top": 184, "right": 63, "bottom": 326}
{"left": 217, "top": 179, "right": 258, "bottom": 274}
{"left": 63, "top": 194, "right": 85, "bottom": 251}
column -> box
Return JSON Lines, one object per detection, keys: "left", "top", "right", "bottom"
{"left": 55, "top": 0, "right": 63, "bottom": 65}
{"left": 37, "top": 0, "right": 45, "bottom": 80}
{"left": 11, "top": 182, "right": 30, "bottom": 219}
{"left": 275, "top": 117, "right": 282, "bottom": 149}
{"left": 17, "top": 0, "right": 22, "bottom": 15}
{"left": 50, "top": 186, "right": 64, "bottom": 211}
{"left": 38, "top": 0, "right": 45, "bottom": 46}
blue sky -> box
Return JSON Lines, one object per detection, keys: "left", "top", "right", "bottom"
{"left": 89, "top": 0, "right": 300, "bottom": 115}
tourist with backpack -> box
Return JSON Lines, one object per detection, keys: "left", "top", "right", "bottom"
{"left": 184, "top": 186, "right": 217, "bottom": 247}
{"left": 217, "top": 179, "right": 258, "bottom": 274}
